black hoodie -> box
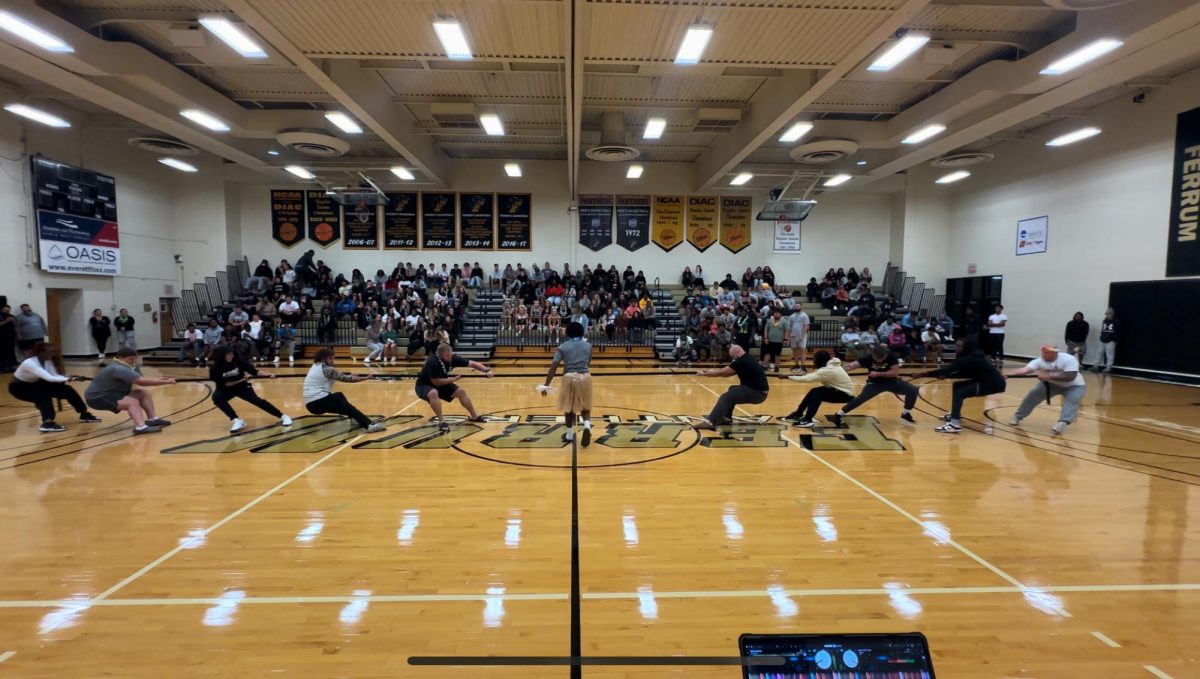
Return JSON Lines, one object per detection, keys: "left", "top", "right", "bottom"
{"left": 926, "top": 341, "right": 1006, "bottom": 390}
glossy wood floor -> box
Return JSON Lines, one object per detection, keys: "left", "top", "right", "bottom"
{"left": 0, "top": 360, "right": 1198, "bottom": 678}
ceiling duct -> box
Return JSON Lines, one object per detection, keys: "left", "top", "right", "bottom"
{"left": 276, "top": 130, "right": 351, "bottom": 157}
{"left": 430, "top": 103, "right": 480, "bottom": 130}
{"left": 585, "top": 112, "right": 640, "bottom": 162}
{"left": 788, "top": 139, "right": 859, "bottom": 164}
{"left": 1042, "top": 0, "right": 1137, "bottom": 9}
{"left": 931, "top": 152, "right": 994, "bottom": 168}
{"left": 693, "top": 108, "right": 741, "bottom": 133}
{"left": 127, "top": 136, "right": 199, "bottom": 156}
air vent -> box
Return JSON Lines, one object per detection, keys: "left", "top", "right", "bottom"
{"left": 127, "top": 137, "right": 199, "bottom": 156}
{"left": 931, "top": 152, "right": 995, "bottom": 168}
{"left": 788, "top": 139, "right": 859, "bottom": 164}
{"left": 430, "top": 103, "right": 480, "bottom": 130}
{"left": 584, "top": 112, "right": 640, "bottom": 162}
{"left": 693, "top": 107, "right": 741, "bottom": 133}
{"left": 276, "top": 130, "right": 350, "bottom": 157}
{"left": 1042, "top": 0, "right": 1134, "bottom": 8}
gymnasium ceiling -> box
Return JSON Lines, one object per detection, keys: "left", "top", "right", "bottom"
{"left": 1, "top": 0, "right": 1200, "bottom": 195}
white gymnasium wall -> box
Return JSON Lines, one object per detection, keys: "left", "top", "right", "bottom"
{"left": 944, "top": 67, "right": 1200, "bottom": 359}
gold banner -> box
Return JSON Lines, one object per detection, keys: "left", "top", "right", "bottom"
{"left": 720, "top": 197, "right": 752, "bottom": 253}
{"left": 686, "top": 195, "right": 718, "bottom": 252}
{"left": 652, "top": 195, "right": 684, "bottom": 251}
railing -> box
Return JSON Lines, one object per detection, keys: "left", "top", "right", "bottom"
{"left": 494, "top": 322, "right": 658, "bottom": 349}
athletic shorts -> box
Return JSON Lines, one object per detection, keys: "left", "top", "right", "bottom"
{"left": 789, "top": 336, "right": 807, "bottom": 350}
{"left": 765, "top": 341, "right": 783, "bottom": 356}
{"left": 557, "top": 372, "right": 593, "bottom": 414}
{"left": 416, "top": 383, "right": 459, "bottom": 402}
{"left": 85, "top": 396, "right": 122, "bottom": 414}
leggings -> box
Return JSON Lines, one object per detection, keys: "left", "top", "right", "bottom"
{"left": 948, "top": 381, "right": 1006, "bottom": 422}
{"left": 93, "top": 333, "right": 109, "bottom": 354}
{"left": 794, "top": 386, "right": 854, "bottom": 421}
{"left": 8, "top": 380, "right": 89, "bottom": 422}
{"left": 305, "top": 392, "right": 372, "bottom": 429}
{"left": 213, "top": 384, "right": 283, "bottom": 420}
{"left": 841, "top": 380, "right": 920, "bottom": 414}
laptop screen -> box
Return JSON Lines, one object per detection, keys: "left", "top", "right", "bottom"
{"left": 740, "top": 632, "right": 935, "bottom": 678}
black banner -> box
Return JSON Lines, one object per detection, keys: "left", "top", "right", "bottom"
{"left": 343, "top": 199, "right": 378, "bottom": 249}
{"left": 305, "top": 191, "right": 341, "bottom": 247}
{"left": 421, "top": 192, "right": 456, "bottom": 249}
{"left": 497, "top": 193, "right": 532, "bottom": 250}
{"left": 458, "top": 193, "right": 495, "bottom": 249}
{"left": 270, "top": 190, "right": 304, "bottom": 247}
{"left": 383, "top": 192, "right": 418, "bottom": 249}
{"left": 578, "top": 194, "right": 613, "bottom": 251}
{"left": 615, "top": 194, "right": 650, "bottom": 251}
{"left": 1167, "top": 106, "right": 1200, "bottom": 277}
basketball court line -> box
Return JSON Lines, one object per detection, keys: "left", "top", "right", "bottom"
{"left": 0, "top": 651, "right": 14, "bottom": 664}
{"left": 1144, "top": 665, "right": 1175, "bottom": 679}
{"left": 1092, "top": 631, "right": 1121, "bottom": 648}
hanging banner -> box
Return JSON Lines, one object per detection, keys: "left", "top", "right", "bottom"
{"left": 773, "top": 218, "right": 801, "bottom": 254}
{"left": 720, "top": 197, "right": 752, "bottom": 253}
{"left": 578, "top": 194, "right": 614, "bottom": 251}
{"left": 615, "top": 195, "right": 651, "bottom": 252}
{"left": 421, "top": 192, "right": 457, "bottom": 249}
{"left": 686, "top": 195, "right": 718, "bottom": 252}
{"left": 496, "top": 193, "right": 532, "bottom": 250}
{"left": 652, "top": 195, "right": 684, "bottom": 251}
{"left": 270, "top": 189, "right": 304, "bottom": 247}
{"left": 305, "top": 191, "right": 341, "bottom": 247}
{"left": 458, "top": 192, "right": 495, "bottom": 250}
{"left": 383, "top": 192, "right": 419, "bottom": 249}
{"left": 343, "top": 199, "right": 379, "bottom": 249}
{"left": 1167, "top": 106, "right": 1200, "bottom": 277}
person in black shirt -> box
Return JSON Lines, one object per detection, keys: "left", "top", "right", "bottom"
{"left": 963, "top": 306, "right": 983, "bottom": 342}
{"left": 416, "top": 343, "right": 494, "bottom": 432}
{"left": 89, "top": 308, "right": 112, "bottom": 359}
{"left": 1064, "top": 312, "right": 1089, "bottom": 366}
{"left": 828, "top": 346, "right": 919, "bottom": 426}
{"left": 917, "top": 339, "right": 1006, "bottom": 433}
{"left": 209, "top": 347, "right": 292, "bottom": 433}
{"left": 1095, "top": 307, "right": 1118, "bottom": 372}
{"left": 694, "top": 345, "right": 770, "bottom": 429}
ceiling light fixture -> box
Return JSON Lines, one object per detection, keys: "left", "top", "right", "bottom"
{"left": 643, "top": 118, "right": 666, "bottom": 140}
{"left": 823, "top": 174, "right": 852, "bottom": 187}
{"left": 198, "top": 16, "right": 267, "bottom": 59}
{"left": 779, "top": 121, "right": 813, "bottom": 143}
{"left": 626, "top": 165, "right": 643, "bottom": 179}
{"left": 1045, "top": 126, "right": 1101, "bottom": 147}
{"left": 730, "top": 172, "right": 753, "bottom": 186}
{"left": 391, "top": 166, "right": 415, "bottom": 180}
{"left": 0, "top": 11, "right": 73, "bottom": 53}
{"left": 3, "top": 103, "right": 70, "bottom": 128}
{"left": 433, "top": 19, "right": 472, "bottom": 60}
{"left": 935, "top": 170, "right": 970, "bottom": 184}
{"left": 504, "top": 163, "right": 522, "bottom": 178}
{"left": 159, "top": 158, "right": 198, "bottom": 173}
{"left": 180, "top": 109, "right": 230, "bottom": 132}
{"left": 674, "top": 24, "right": 713, "bottom": 65}
{"left": 324, "top": 112, "right": 362, "bottom": 134}
{"left": 1040, "top": 38, "right": 1122, "bottom": 75}
{"left": 867, "top": 34, "right": 929, "bottom": 72}
{"left": 284, "top": 165, "right": 315, "bottom": 180}
{"left": 479, "top": 114, "right": 505, "bottom": 136}
{"left": 902, "top": 124, "right": 946, "bottom": 144}
{"left": 856, "top": 160, "right": 867, "bottom": 166}
{"left": 267, "top": 149, "right": 279, "bottom": 156}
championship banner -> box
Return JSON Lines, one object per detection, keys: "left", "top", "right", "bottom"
{"left": 270, "top": 189, "right": 304, "bottom": 247}
{"left": 773, "top": 218, "right": 801, "bottom": 254}
{"left": 383, "top": 192, "right": 418, "bottom": 249}
{"left": 421, "top": 192, "right": 457, "bottom": 249}
{"left": 652, "top": 195, "right": 684, "bottom": 251}
{"left": 36, "top": 210, "right": 120, "bottom": 275}
{"left": 686, "top": 195, "right": 718, "bottom": 252}
{"left": 458, "top": 193, "right": 495, "bottom": 250}
{"left": 720, "top": 197, "right": 752, "bottom": 253}
{"left": 305, "top": 191, "right": 341, "bottom": 247}
{"left": 343, "top": 199, "right": 378, "bottom": 249}
{"left": 1167, "top": 106, "right": 1200, "bottom": 277}
{"left": 615, "top": 195, "right": 650, "bottom": 251}
{"left": 578, "top": 194, "right": 614, "bottom": 252}
{"left": 496, "top": 193, "right": 532, "bottom": 250}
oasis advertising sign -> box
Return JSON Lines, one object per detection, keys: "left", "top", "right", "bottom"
{"left": 36, "top": 210, "right": 121, "bottom": 276}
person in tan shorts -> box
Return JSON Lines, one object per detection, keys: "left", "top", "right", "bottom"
{"left": 539, "top": 321, "right": 594, "bottom": 446}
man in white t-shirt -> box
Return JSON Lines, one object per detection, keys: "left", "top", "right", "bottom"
{"left": 786, "top": 304, "right": 811, "bottom": 372}
{"left": 986, "top": 304, "right": 1007, "bottom": 367}
{"left": 1005, "top": 344, "right": 1086, "bottom": 435}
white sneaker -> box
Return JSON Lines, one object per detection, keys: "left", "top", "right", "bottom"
{"left": 366, "top": 422, "right": 387, "bottom": 433}
{"left": 288, "top": 356, "right": 294, "bottom": 364}
{"left": 273, "top": 357, "right": 280, "bottom": 365}
{"left": 1008, "top": 416, "right": 1021, "bottom": 426}
{"left": 1051, "top": 421, "right": 1067, "bottom": 435}
{"left": 363, "top": 357, "right": 371, "bottom": 364}
{"left": 97, "top": 352, "right": 104, "bottom": 359}
{"left": 281, "top": 415, "right": 293, "bottom": 427}
{"left": 230, "top": 418, "right": 246, "bottom": 433}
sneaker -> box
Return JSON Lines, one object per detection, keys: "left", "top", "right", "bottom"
{"left": 79, "top": 412, "right": 102, "bottom": 423}
{"left": 1008, "top": 416, "right": 1021, "bottom": 426}
{"left": 778, "top": 412, "right": 802, "bottom": 423}
{"left": 362, "top": 357, "right": 371, "bottom": 365}
{"left": 437, "top": 422, "right": 451, "bottom": 433}
{"left": 826, "top": 413, "right": 844, "bottom": 428}
{"left": 146, "top": 418, "right": 172, "bottom": 427}
{"left": 288, "top": 357, "right": 295, "bottom": 364}
{"left": 793, "top": 419, "right": 815, "bottom": 428}
{"left": 366, "top": 422, "right": 387, "bottom": 433}
{"left": 581, "top": 427, "right": 592, "bottom": 447}
{"left": 273, "top": 357, "right": 280, "bottom": 365}
{"left": 561, "top": 431, "right": 574, "bottom": 442}
{"left": 934, "top": 422, "right": 962, "bottom": 434}
{"left": 230, "top": 418, "right": 246, "bottom": 433}
{"left": 1051, "top": 421, "right": 1067, "bottom": 435}
{"left": 39, "top": 422, "right": 66, "bottom": 433}
{"left": 133, "top": 425, "right": 162, "bottom": 435}
{"left": 693, "top": 418, "right": 715, "bottom": 431}
{"left": 97, "top": 353, "right": 104, "bottom": 359}
{"left": 900, "top": 412, "right": 917, "bottom": 424}
{"left": 940, "top": 413, "right": 952, "bottom": 422}
{"left": 280, "top": 415, "right": 293, "bottom": 427}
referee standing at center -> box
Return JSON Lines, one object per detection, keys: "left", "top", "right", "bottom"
{"left": 541, "top": 321, "right": 594, "bottom": 446}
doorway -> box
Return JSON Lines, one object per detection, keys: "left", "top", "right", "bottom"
{"left": 159, "top": 298, "right": 175, "bottom": 346}
{"left": 45, "top": 288, "right": 83, "bottom": 353}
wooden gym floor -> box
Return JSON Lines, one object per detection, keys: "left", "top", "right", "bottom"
{"left": 0, "top": 361, "right": 1198, "bottom": 678}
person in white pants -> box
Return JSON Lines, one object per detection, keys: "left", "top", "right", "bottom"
{"left": 1094, "top": 308, "right": 1118, "bottom": 372}
{"left": 1005, "top": 345, "right": 1087, "bottom": 435}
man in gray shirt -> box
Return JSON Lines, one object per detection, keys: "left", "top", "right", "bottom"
{"left": 15, "top": 304, "right": 47, "bottom": 354}
{"left": 787, "top": 304, "right": 811, "bottom": 372}
{"left": 541, "top": 321, "right": 594, "bottom": 446}
{"left": 84, "top": 347, "right": 175, "bottom": 434}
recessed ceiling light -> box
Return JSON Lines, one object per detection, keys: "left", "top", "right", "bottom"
{"left": 1046, "top": 126, "right": 1101, "bottom": 147}
{"left": 504, "top": 163, "right": 522, "bottom": 178}
{"left": 675, "top": 24, "right": 713, "bottom": 65}
{"left": 1040, "top": 39, "right": 1122, "bottom": 75}
{"left": 285, "top": 165, "right": 314, "bottom": 180}
{"left": 479, "top": 114, "right": 505, "bottom": 136}
{"left": 391, "top": 166, "right": 415, "bottom": 180}
{"left": 0, "top": 11, "right": 73, "bottom": 53}
{"left": 267, "top": 149, "right": 279, "bottom": 156}
{"left": 643, "top": 118, "right": 666, "bottom": 140}
{"left": 324, "top": 112, "right": 362, "bottom": 134}
{"left": 823, "top": 174, "right": 852, "bottom": 187}
{"left": 197, "top": 16, "right": 267, "bottom": 59}
{"left": 856, "top": 159, "right": 867, "bottom": 166}
{"left": 902, "top": 124, "right": 946, "bottom": 144}
{"left": 935, "top": 170, "right": 970, "bottom": 184}
{"left": 3, "top": 103, "right": 70, "bottom": 128}
{"left": 433, "top": 19, "right": 472, "bottom": 60}
{"left": 730, "top": 172, "right": 753, "bottom": 186}
{"left": 867, "top": 34, "right": 930, "bottom": 72}
{"left": 180, "top": 109, "right": 230, "bottom": 132}
{"left": 626, "top": 165, "right": 644, "bottom": 179}
{"left": 779, "top": 121, "right": 813, "bottom": 143}
{"left": 159, "top": 158, "right": 198, "bottom": 173}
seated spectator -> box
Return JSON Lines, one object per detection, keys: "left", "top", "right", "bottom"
{"left": 922, "top": 324, "right": 945, "bottom": 365}
{"left": 275, "top": 322, "right": 297, "bottom": 365}
{"left": 177, "top": 323, "right": 204, "bottom": 364}
{"left": 682, "top": 267, "right": 694, "bottom": 288}
{"left": 674, "top": 333, "right": 696, "bottom": 367}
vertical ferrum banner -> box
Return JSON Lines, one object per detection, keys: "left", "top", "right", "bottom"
{"left": 383, "top": 192, "right": 418, "bottom": 249}
{"left": 652, "top": 195, "right": 685, "bottom": 251}
{"left": 458, "top": 193, "right": 495, "bottom": 250}
{"left": 686, "top": 195, "right": 718, "bottom": 252}
{"left": 343, "top": 199, "right": 379, "bottom": 249}
{"left": 421, "top": 192, "right": 457, "bottom": 249}
{"left": 578, "top": 194, "right": 614, "bottom": 251}
{"left": 1167, "top": 106, "right": 1200, "bottom": 277}
{"left": 305, "top": 191, "right": 342, "bottom": 247}
{"left": 271, "top": 189, "right": 304, "bottom": 247}
{"left": 496, "top": 194, "right": 532, "bottom": 250}
{"left": 720, "top": 197, "right": 752, "bottom": 253}
{"left": 615, "top": 195, "right": 651, "bottom": 251}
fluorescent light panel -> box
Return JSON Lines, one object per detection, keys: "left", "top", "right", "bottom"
{"left": 626, "top": 165, "right": 643, "bottom": 179}
{"left": 180, "top": 109, "right": 230, "bottom": 132}
{"left": 479, "top": 114, "right": 505, "bottom": 136}
{"left": 324, "top": 112, "right": 362, "bottom": 134}
{"left": 0, "top": 11, "right": 73, "bottom": 53}
{"left": 867, "top": 34, "right": 929, "bottom": 72}
{"left": 902, "top": 124, "right": 945, "bottom": 144}
{"left": 1040, "top": 39, "right": 1122, "bottom": 75}
{"left": 504, "top": 163, "right": 521, "bottom": 177}
{"left": 267, "top": 149, "right": 279, "bottom": 156}
{"left": 643, "top": 118, "right": 666, "bottom": 140}
{"left": 779, "top": 121, "right": 813, "bottom": 143}
{"left": 1046, "top": 126, "right": 1101, "bottom": 147}
{"left": 433, "top": 20, "right": 472, "bottom": 60}
{"left": 159, "top": 158, "right": 198, "bottom": 173}
{"left": 3, "top": 103, "right": 70, "bottom": 128}
{"left": 730, "top": 172, "right": 752, "bottom": 186}
{"left": 674, "top": 24, "right": 713, "bottom": 65}
{"left": 391, "top": 166, "right": 415, "bottom": 180}
{"left": 197, "top": 16, "right": 267, "bottom": 59}
{"left": 823, "top": 174, "right": 852, "bottom": 187}
{"left": 285, "top": 165, "right": 314, "bottom": 180}
{"left": 935, "top": 170, "right": 970, "bottom": 184}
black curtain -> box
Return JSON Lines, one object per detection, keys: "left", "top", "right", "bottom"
{"left": 1108, "top": 279, "right": 1200, "bottom": 375}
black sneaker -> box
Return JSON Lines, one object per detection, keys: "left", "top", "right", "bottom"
{"left": 39, "top": 422, "right": 66, "bottom": 433}
{"left": 581, "top": 427, "right": 592, "bottom": 447}
{"left": 437, "top": 422, "right": 451, "bottom": 433}
{"left": 133, "top": 425, "right": 162, "bottom": 435}
{"left": 900, "top": 412, "right": 917, "bottom": 424}
{"left": 79, "top": 412, "right": 102, "bottom": 423}
{"left": 793, "top": 419, "right": 815, "bottom": 428}
{"left": 826, "top": 413, "right": 843, "bottom": 428}
{"left": 145, "top": 418, "right": 172, "bottom": 427}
